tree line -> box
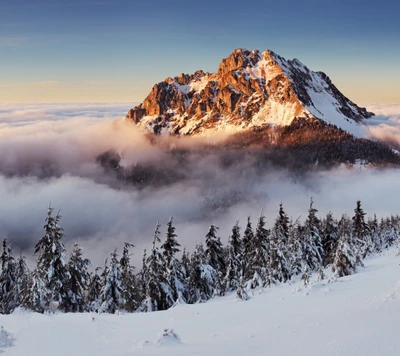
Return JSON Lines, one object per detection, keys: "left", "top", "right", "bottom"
{"left": 0, "top": 200, "right": 399, "bottom": 315}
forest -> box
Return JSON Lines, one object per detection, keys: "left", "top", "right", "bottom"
{"left": 0, "top": 199, "right": 398, "bottom": 315}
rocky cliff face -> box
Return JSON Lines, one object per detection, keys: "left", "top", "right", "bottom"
{"left": 126, "top": 48, "right": 374, "bottom": 136}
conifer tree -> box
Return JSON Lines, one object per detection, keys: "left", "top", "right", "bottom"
{"left": 100, "top": 248, "right": 124, "bottom": 313}
{"left": 0, "top": 240, "right": 17, "bottom": 314}
{"left": 303, "top": 198, "right": 323, "bottom": 271}
{"left": 242, "top": 216, "right": 254, "bottom": 282}
{"left": 34, "top": 206, "right": 69, "bottom": 312}
{"left": 86, "top": 267, "right": 103, "bottom": 311}
{"left": 120, "top": 242, "right": 137, "bottom": 311}
{"left": 246, "top": 213, "right": 270, "bottom": 288}
{"left": 67, "top": 243, "right": 91, "bottom": 312}
{"left": 287, "top": 218, "right": 303, "bottom": 277}
{"left": 321, "top": 212, "right": 338, "bottom": 266}
{"left": 352, "top": 200, "right": 371, "bottom": 260}
{"left": 332, "top": 215, "right": 356, "bottom": 277}
{"left": 269, "top": 204, "right": 290, "bottom": 283}
{"left": 161, "top": 217, "right": 185, "bottom": 306}
{"left": 180, "top": 248, "right": 191, "bottom": 300}
{"left": 141, "top": 223, "right": 171, "bottom": 311}
{"left": 187, "top": 244, "right": 214, "bottom": 303}
{"left": 205, "top": 224, "right": 226, "bottom": 296}
{"left": 29, "top": 270, "right": 47, "bottom": 313}
{"left": 14, "top": 254, "right": 31, "bottom": 308}
{"left": 224, "top": 221, "right": 243, "bottom": 291}
{"left": 368, "top": 214, "right": 381, "bottom": 252}
{"left": 137, "top": 249, "right": 148, "bottom": 303}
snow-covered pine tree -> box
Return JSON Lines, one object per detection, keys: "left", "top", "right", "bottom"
{"left": 287, "top": 218, "right": 303, "bottom": 278}
{"left": 34, "top": 207, "right": 70, "bottom": 312}
{"left": 204, "top": 224, "right": 226, "bottom": 296}
{"left": 242, "top": 216, "right": 254, "bottom": 283}
{"left": 186, "top": 244, "right": 214, "bottom": 303}
{"left": 141, "top": 223, "right": 171, "bottom": 312}
{"left": 86, "top": 267, "right": 103, "bottom": 311}
{"left": 321, "top": 212, "right": 338, "bottom": 267}
{"left": 269, "top": 204, "right": 290, "bottom": 284}
{"left": 180, "top": 248, "right": 191, "bottom": 301}
{"left": 0, "top": 239, "right": 17, "bottom": 314}
{"left": 383, "top": 216, "right": 399, "bottom": 248}
{"left": 67, "top": 243, "right": 91, "bottom": 312}
{"left": 332, "top": 215, "right": 357, "bottom": 277}
{"left": 224, "top": 221, "right": 243, "bottom": 292}
{"left": 100, "top": 248, "right": 124, "bottom": 313}
{"left": 303, "top": 198, "right": 323, "bottom": 271}
{"left": 368, "top": 214, "right": 381, "bottom": 252}
{"left": 119, "top": 242, "right": 137, "bottom": 311}
{"left": 352, "top": 200, "right": 371, "bottom": 261}
{"left": 28, "top": 269, "right": 47, "bottom": 313}
{"left": 14, "top": 254, "right": 31, "bottom": 308}
{"left": 246, "top": 212, "right": 270, "bottom": 289}
{"left": 137, "top": 249, "right": 148, "bottom": 304}
{"left": 161, "top": 217, "right": 185, "bottom": 306}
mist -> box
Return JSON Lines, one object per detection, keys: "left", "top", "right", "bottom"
{"left": 0, "top": 103, "right": 399, "bottom": 267}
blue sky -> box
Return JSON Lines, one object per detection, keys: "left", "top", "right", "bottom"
{"left": 0, "top": 0, "right": 399, "bottom": 103}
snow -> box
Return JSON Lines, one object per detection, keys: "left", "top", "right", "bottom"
{"left": 270, "top": 52, "right": 366, "bottom": 137}
{"left": 1, "top": 249, "right": 399, "bottom": 355}
{"left": 302, "top": 72, "right": 365, "bottom": 137}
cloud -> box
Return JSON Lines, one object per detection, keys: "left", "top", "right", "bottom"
{"left": 363, "top": 104, "right": 400, "bottom": 147}
{"left": 0, "top": 103, "right": 399, "bottom": 268}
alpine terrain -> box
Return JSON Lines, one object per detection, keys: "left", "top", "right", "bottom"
{"left": 126, "top": 48, "right": 373, "bottom": 136}
{"left": 123, "top": 48, "right": 398, "bottom": 168}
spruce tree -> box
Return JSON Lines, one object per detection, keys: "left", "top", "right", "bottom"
{"left": 246, "top": 212, "right": 270, "bottom": 288}
{"left": 0, "top": 240, "right": 17, "bottom": 314}
{"left": 224, "top": 221, "right": 243, "bottom": 292}
{"left": 67, "top": 243, "right": 91, "bottom": 312}
{"left": 186, "top": 244, "right": 214, "bottom": 303}
{"left": 161, "top": 217, "right": 185, "bottom": 306}
{"left": 352, "top": 200, "right": 371, "bottom": 260}
{"left": 204, "top": 224, "right": 226, "bottom": 296}
{"left": 332, "top": 215, "right": 357, "bottom": 277}
{"left": 368, "top": 214, "right": 381, "bottom": 252}
{"left": 269, "top": 204, "right": 290, "bottom": 284}
{"left": 321, "top": 212, "right": 338, "bottom": 267}
{"left": 100, "top": 248, "right": 124, "bottom": 313}
{"left": 287, "top": 218, "right": 303, "bottom": 277}
{"left": 141, "top": 223, "right": 171, "bottom": 312}
{"left": 86, "top": 267, "right": 103, "bottom": 311}
{"left": 303, "top": 198, "right": 323, "bottom": 271}
{"left": 120, "top": 242, "right": 137, "bottom": 311}
{"left": 242, "top": 216, "right": 254, "bottom": 282}
{"left": 34, "top": 206, "right": 70, "bottom": 312}
{"left": 14, "top": 254, "right": 31, "bottom": 308}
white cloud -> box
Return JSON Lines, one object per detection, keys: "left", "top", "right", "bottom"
{"left": 0, "top": 103, "right": 399, "bottom": 267}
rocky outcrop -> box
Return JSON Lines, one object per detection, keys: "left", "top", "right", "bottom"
{"left": 126, "top": 48, "right": 374, "bottom": 136}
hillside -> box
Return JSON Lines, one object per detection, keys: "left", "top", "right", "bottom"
{"left": 1, "top": 248, "right": 399, "bottom": 356}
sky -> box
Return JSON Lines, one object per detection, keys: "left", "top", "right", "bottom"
{"left": 0, "top": 0, "right": 399, "bottom": 104}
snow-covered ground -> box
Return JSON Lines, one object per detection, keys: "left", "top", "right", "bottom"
{"left": 1, "top": 248, "right": 399, "bottom": 356}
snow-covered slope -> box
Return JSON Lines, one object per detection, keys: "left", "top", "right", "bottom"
{"left": 126, "top": 49, "right": 373, "bottom": 137}
{"left": 2, "top": 248, "right": 399, "bottom": 355}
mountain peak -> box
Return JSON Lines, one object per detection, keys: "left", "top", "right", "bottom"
{"left": 126, "top": 48, "right": 374, "bottom": 136}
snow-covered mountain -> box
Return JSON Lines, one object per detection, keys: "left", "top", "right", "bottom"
{"left": 126, "top": 48, "right": 373, "bottom": 136}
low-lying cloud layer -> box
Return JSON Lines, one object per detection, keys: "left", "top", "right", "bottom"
{"left": 0, "top": 103, "right": 399, "bottom": 267}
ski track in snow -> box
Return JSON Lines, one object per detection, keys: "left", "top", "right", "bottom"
{"left": 1, "top": 249, "right": 399, "bottom": 356}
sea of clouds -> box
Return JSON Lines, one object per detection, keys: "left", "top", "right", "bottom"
{"left": 0, "top": 102, "right": 399, "bottom": 267}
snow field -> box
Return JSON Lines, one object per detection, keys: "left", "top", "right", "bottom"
{"left": 1, "top": 248, "right": 399, "bottom": 356}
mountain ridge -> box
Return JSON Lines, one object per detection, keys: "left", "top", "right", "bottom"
{"left": 125, "top": 48, "right": 374, "bottom": 137}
